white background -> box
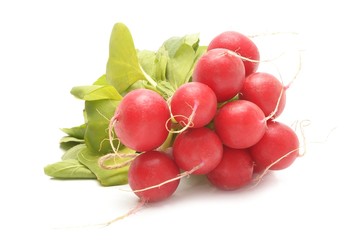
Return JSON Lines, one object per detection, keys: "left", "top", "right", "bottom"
{"left": 1, "top": 0, "right": 359, "bottom": 239}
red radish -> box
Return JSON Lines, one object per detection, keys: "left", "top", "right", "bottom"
{"left": 207, "top": 31, "right": 260, "bottom": 76}
{"left": 240, "top": 72, "right": 286, "bottom": 119}
{"left": 250, "top": 121, "right": 299, "bottom": 173}
{"left": 172, "top": 127, "right": 223, "bottom": 174}
{"left": 207, "top": 146, "right": 254, "bottom": 190}
{"left": 113, "top": 89, "right": 170, "bottom": 152}
{"left": 170, "top": 82, "right": 217, "bottom": 128}
{"left": 214, "top": 100, "right": 266, "bottom": 149}
{"left": 128, "top": 151, "right": 180, "bottom": 202}
{"left": 192, "top": 48, "right": 246, "bottom": 102}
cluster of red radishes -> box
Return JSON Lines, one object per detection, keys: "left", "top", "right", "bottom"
{"left": 111, "top": 31, "right": 300, "bottom": 203}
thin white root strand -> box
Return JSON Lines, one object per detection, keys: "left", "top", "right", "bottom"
{"left": 251, "top": 119, "right": 310, "bottom": 187}
{"left": 247, "top": 31, "right": 299, "bottom": 38}
{"left": 284, "top": 50, "right": 303, "bottom": 90}
{"left": 290, "top": 119, "right": 311, "bottom": 157}
{"left": 165, "top": 114, "right": 195, "bottom": 133}
{"left": 237, "top": 51, "right": 286, "bottom": 64}
{"left": 98, "top": 153, "right": 139, "bottom": 170}
{"left": 310, "top": 126, "right": 337, "bottom": 145}
{"left": 264, "top": 86, "right": 285, "bottom": 121}
{"left": 108, "top": 116, "right": 119, "bottom": 154}
{"left": 95, "top": 109, "right": 115, "bottom": 152}
{"left": 130, "top": 162, "right": 204, "bottom": 193}
{"left": 166, "top": 101, "right": 199, "bottom": 134}
{"left": 264, "top": 48, "right": 303, "bottom": 121}
{"left": 97, "top": 115, "right": 140, "bottom": 170}
{"left": 252, "top": 147, "right": 301, "bottom": 188}
{"left": 298, "top": 119, "right": 311, "bottom": 157}
{"left": 291, "top": 119, "right": 336, "bottom": 153}
{"left": 95, "top": 108, "right": 111, "bottom": 121}
{"left": 240, "top": 47, "right": 303, "bottom": 93}
{"left": 103, "top": 198, "right": 147, "bottom": 226}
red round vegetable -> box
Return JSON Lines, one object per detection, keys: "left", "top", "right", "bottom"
{"left": 250, "top": 121, "right": 300, "bottom": 172}
{"left": 240, "top": 72, "right": 286, "bottom": 119}
{"left": 207, "top": 31, "right": 260, "bottom": 76}
{"left": 128, "top": 151, "right": 181, "bottom": 202}
{"left": 207, "top": 146, "right": 254, "bottom": 190}
{"left": 192, "top": 48, "right": 246, "bottom": 102}
{"left": 214, "top": 100, "right": 266, "bottom": 149}
{"left": 113, "top": 89, "right": 170, "bottom": 152}
{"left": 170, "top": 82, "right": 217, "bottom": 128}
{"left": 172, "top": 127, "right": 223, "bottom": 175}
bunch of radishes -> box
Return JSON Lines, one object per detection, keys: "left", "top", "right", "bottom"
{"left": 109, "top": 31, "right": 300, "bottom": 203}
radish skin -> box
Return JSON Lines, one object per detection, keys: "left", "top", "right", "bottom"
{"left": 128, "top": 151, "right": 180, "bottom": 202}
{"left": 172, "top": 127, "right": 223, "bottom": 175}
{"left": 207, "top": 146, "right": 254, "bottom": 190}
{"left": 240, "top": 72, "right": 286, "bottom": 119}
{"left": 170, "top": 82, "right": 217, "bottom": 128}
{"left": 207, "top": 31, "right": 260, "bottom": 76}
{"left": 192, "top": 48, "right": 246, "bottom": 103}
{"left": 250, "top": 121, "right": 300, "bottom": 172}
{"left": 214, "top": 100, "right": 266, "bottom": 149}
{"left": 113, "top": 89, "right": 170, "bottom": 152}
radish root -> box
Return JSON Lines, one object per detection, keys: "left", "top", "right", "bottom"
{"left": 298, "top": 119, "right": 310, "bottom": 157}
{"left": 166, "top": 100, "right": 199, "bottom": 134}
{"left": 133, "top": 162, "right": 203, "bottom": 193}
{"left": 119, "top": 162, "right": 204, "bottom": 194}
{"left": 103, "top": 198, "right": 147, "bottom": 226}
{"left": 264, "top": 86, "right": 285, "bottom": 121}
{"left": 98, "top": 116, "right": 139, "bottom": 170}
{"left": 247, "top": 31, "right": 299, "bottom": 38}
{"left": 284, "top": 50, "right": 303, "bottom": 90}
{"left": 251, "top": 119, "right": 310, "bottom": 187}
{"left": 251, "top": 147, "right": 301, "bottom": 187}
{"left": 98, "top": 152, "right": 139, "bottom": 170}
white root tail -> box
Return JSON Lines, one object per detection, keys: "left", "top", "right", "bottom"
{"left": 247, "top": 31, "right": 299, "bottom": 39}
{"left": 251, "top": 147, "right": 301, "bottom": 188}
{"left": 134, "top": 162, "right": 203, "bottom": 193}
{"left": 119, "top": 162, "right": 204, "bottom": 194}
{"left": 264, "top": 86, "right": 285, "bottom": 121}
{"left": 98, "top": 152, "right": 139, "bottom": 170}
{"left": 166, "top": 100, "right": 199, "bottom": 134}
{"left": 97, "top": 116, "right": 139, "bottom": 170}
{"left": 251, "top": 119, "right": 310, "bottom": 187}
{"left": 103, "top": 198, "right": 147, "bottom": 226}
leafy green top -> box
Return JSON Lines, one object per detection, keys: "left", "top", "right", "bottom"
{"left": 44, "top": 22, "right": 206, "bottom": 186}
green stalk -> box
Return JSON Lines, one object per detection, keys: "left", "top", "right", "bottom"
{"left": 140, "top": 65, "right": 158, "bottom": 88}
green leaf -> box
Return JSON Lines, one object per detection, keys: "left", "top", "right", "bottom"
{"left": 156, "top": 80, "right": 176, "bottom": 99}
{"left": 61, "top": 143, "right": 87, "bottom": 160}
{"left": 93, "top": 74, "right": 107, "bottom": 85}
{"left": 138, "top": 47, "right": 169, "bottom": 83}
{"left": 163, "top": 34, "right": 200, "bottom": 58}
{"left": 154, "top": 33, "right": 203, "bottom": 90}
{"left": 77, "top": 146, "right": 133, "bottom": 186}
{"left": 70, "top": 85, "right": 122, "bottom": 101}
{"left": 61, "top": 124, "right": 86, "bottom": 139}
{"left": 59, "top": 136, "right": 85, "bottom": 143}
{"left": 84, "top": 99, "right": 120, "bottom": 154}
{"left": 137, "top": 50, "right": 156, "bottom": 78}
{"left": 44, "top": 144, "right": 96, "bottom": 179}
{"left": 106, "top": 23, "right": 151, "bottom": 93}
{"left": 166, "top": 43, "right": 197, "bottom": 88}
{"left": 60, "top": 142, "right": 81, "bottom": 151}
{"left": 154, "top": 51, "right": 169, "bottom": 82}
{"left": 136, "top": 33, "right": 205, "bottom": 96}
{"left": 186, "top": 45, "right": 207, "bottom": 81}
{"left": 60, "top": 124, "right": 86, "bottom": 150}
{"left": 44, "top": 159, "right": 96, "bottom": 179}
{"left": 85, "top": 99, "right": 119, "bottom": 122}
